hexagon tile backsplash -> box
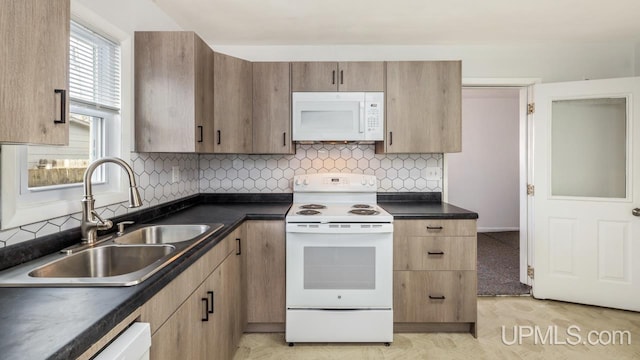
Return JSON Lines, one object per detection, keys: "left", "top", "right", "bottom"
{"left": 0, "top": 145, "right": 442, "bottom": 248}
{"left": 0, "top": 153, "right": 199, "bottom": 248}
{"left": 199, "top": 144, "right": 443, "bottom": 193}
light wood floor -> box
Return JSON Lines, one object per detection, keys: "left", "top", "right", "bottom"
{"left": 234, "top": 296, "right": 640, "bottom": 359}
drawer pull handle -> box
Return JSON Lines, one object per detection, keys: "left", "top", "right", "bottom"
{"left": 201, "top": 298, "right": 209, "bottom": 321}
{"left": 426, "top": 226, "right": 443, "bottom": 230}
{"left": 207, "top": 291, "right": 214, "bottom": 313}
{"left": 427, "top": 251, "right": 445, "bottom": 255}
{"left": 429, "top": 295, "right": 446, "bottom": 300}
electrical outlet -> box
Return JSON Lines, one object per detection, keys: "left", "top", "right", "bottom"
{"left": 171, "top": 166, "right": 180, "bottom": 183}
{"left": 424, "top": 167, "right": 442, "bottom": 181}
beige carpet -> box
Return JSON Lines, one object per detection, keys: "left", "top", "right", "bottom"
{"left": 478, "top": 231, "right": 530, "bottom": 295}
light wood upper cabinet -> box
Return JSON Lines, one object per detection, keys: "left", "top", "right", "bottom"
{"left": 252, "top": 62, "right": 293, "bottom": 154}
{"left": 291, "top": 61, "right": 384, "bottom": 92}
{"left": 135, "top": 31, "right": 214, "bottom": 153}
{"left": 0, "top": 0, "right": 69, "bottom": 145}
{"left": 291, "top": 62, "right": 338, "bottom": 91}
{"left": 382, "top": 61, "right": 462, "bottom": 153}
{"left": 213, "top": 52, "right": 253, "bottom": 153}
{"left": 337, "top": 62, "right": 385, "bottom": 91}
{"left": 244, "top": 221, "right": 286, "bottom": 329}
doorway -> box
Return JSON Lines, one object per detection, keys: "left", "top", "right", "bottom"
{"left": 445, "top": 85, "right": 533, "bottom": 295}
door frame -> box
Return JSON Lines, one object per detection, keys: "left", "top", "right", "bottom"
{"left": 443, "top": 77, "right": 540, "bottom": 285}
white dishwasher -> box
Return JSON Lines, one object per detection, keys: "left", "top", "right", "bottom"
{"left": 94, "top": 322, "right": 151, "bottom": 360}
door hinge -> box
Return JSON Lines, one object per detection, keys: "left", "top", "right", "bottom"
{"left": 527, "top": 103, "right": 535, "bottom": 115}
{"left": 527, "top": 184, "right": 535, "bottom": 196}
{"left": 527, "top": 265, "right": 534, "bottom": 279}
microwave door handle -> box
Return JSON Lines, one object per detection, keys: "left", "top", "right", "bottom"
{"left": 359, "top": 101, "right": 365, "bottom": 133}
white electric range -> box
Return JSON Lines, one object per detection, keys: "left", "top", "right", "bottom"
{"left": 285, "top": 173, "right": 393, "bottom": 345}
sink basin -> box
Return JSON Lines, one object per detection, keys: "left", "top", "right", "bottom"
{"left": 114, "top": 224, "right": 217, "bottom": 245}
{"left": 0, "top": 223, "right": 225, "bottom": 287}
{"left": 29, "top": 245, "right": 175, "bottom": 278}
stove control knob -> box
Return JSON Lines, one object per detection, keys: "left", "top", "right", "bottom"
{"left": 303, "top": 178, "right": 309, "bottom": 185}
{"left": 295, "top": 178, "right": 301, "bottom": 186}
{"left": 369, "top": 179, "right": 375, "bottom": 186}
{"left": 361, "top": 177, "right": 367, "bottom": 185}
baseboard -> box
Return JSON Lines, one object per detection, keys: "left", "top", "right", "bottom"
{"left": 478, "top": 227, "right": 519, "bottom": 232}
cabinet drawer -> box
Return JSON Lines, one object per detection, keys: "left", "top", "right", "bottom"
{"left": 394, "top": 236, "right": 476, "bottom": 271}
{"left": 394, "top": 219, "right": 476, "bottom": 237}
{"left": 393, "top": 271, "right": 476, "bottom": 323}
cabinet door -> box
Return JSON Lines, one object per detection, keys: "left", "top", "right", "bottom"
{"left": 385, "top": 61, "right": 462, "bottom": 153}
{"left": 0, "top": 0, "right": 69, "bottom": 145}
{"left": 252, "top": 62, "right": 293, "bottom": 154}
{"left": 150, "top": 280, "right": 208, "bottom": 360}
{"left": 338, "top": 62, "right": 384, "bottom": 92}
{"left": 244, "top": 221, "right": 286, "bottom": 325}
{"left": 291, "top": 62, "right": 338, "bottom": 92}
{"left": 213, "top": 52, "right": 253, "bottom": 153}
{"left": 135, "top": 32, "right": 198, "bottom": 152}
{"left": 194, "top": 36, "right": 216, "bottom": 153}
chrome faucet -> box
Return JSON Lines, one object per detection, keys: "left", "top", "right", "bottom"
{"left": 81, "top": 157, "right": 142, "bottom": 244}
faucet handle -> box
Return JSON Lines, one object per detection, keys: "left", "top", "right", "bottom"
{"left": 116, "top": 221, "right": 135, "bottom": 236}
{"left": 91, "top": 210, "right": 113, "bottom": 231}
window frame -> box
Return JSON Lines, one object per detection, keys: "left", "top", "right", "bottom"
{"left": 0, "top": 16, "right": 131, "bottom": 230}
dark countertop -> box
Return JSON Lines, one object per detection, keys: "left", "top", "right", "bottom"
{"left": 379, "top": 201, "right": 479, "bottom": 219}
{"left": 0, "top": 200, "right": 290, "bottom": 360}
{"left": 0, "top": 192, "right": 476, "bottom": 360}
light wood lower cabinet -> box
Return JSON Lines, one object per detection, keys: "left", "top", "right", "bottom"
{"left": 142, "top": 225, "right": 243, "bottom": 359}
{"left": 393, "top": 219, "right": 477, "bottom": 336}
{"left": 243, "top": 220, "right": 286, "bottom": 332}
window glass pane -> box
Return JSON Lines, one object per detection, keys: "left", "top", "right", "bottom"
{"left": 69, "top": 21, "right": 121, "bottom": 110}
{"left": 551, "top": 98, "right": 627, "bottom": 198}
{"left": 27, "top": 114, "right": 103, "bottom": 188}
{"left": 304, "top": 247, "right": 375, "bottom": 289}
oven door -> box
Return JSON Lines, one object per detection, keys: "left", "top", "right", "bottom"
{"left": 286, "top": 223, "right": 393, "bottom": 309}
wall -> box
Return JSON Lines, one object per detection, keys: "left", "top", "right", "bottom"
{"left": 0, "top": 153, "right": 199, "bottom": 247}
{"left": 200, "top": 144, "right": 442, "bottom": 193}
{"left": 213, "top": 44, "right": 635, "bottom": 83}
{"left": 635, "top": 42, "right": 640, "bottom": 76}
{"left": 447, "top": 88, "right": 520, "bottom": 232}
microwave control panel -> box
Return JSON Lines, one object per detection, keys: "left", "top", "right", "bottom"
{"left": 364, "top": 93, "right": 384, "bottom": 140}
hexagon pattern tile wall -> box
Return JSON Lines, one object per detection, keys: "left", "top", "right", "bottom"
{"left": 199, "top": 144, "right": 442, "bottom": 193}
{"left": 0, "top": 146, "right": 442, "bottom": 248}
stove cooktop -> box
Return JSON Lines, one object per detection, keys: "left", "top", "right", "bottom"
{"left": 286, "top": 203, "right": 393, "bottom": 223}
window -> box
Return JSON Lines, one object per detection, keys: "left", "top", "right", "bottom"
{"left": 1, "top": 19, "right": 127, "bottom": 229}
{"left": 27, "top": 21, "right": 120, "bottom": 189}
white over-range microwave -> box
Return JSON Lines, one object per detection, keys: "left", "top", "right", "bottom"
{"left": 292, "top": 92, "right": 384, "bottom": 142}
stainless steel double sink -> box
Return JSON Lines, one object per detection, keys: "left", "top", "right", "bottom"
{"left": 0, "top": 224, "right": 223, "bottom": 287}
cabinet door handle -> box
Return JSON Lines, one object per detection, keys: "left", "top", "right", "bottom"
{"left": 340, "top": 70, "right": 343, "bottom": 85}
{"left": 427, "top": 226, "right": 443, "bottom": 231}
{"left": 217, "top": 130, "right": 221, "bottom": 145}
{"left": 54, "top": 89, "right": 66, "bottom": 124}
{"left": 429, "top": 295, "right": 446, "bottom": 300}
{"left": 236, "top": 238, "right": 242, "bottom": 255}
{"left": 283, "top": 132, "right": 286, "bottom": 147}
{"left": 389, "top": 131, "right": 393, "bottom": 146}
{"left": 207, "top": 291, "right": 214, "bottom": 313}
{"left": 201, "top": 298, "right": 209, "bottom": 321}
{"left": 197, "top": 126, "right": 203, "bottom": 143}
{"left": 332, "top": 70, "right": 335, "bottom": 85}
{"left": 427, "top": 251, "right": 445, "bottom": 256}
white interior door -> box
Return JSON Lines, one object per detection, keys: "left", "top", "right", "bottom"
{"left": 533, "top": 77, "right": 640, "bottom": 311}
